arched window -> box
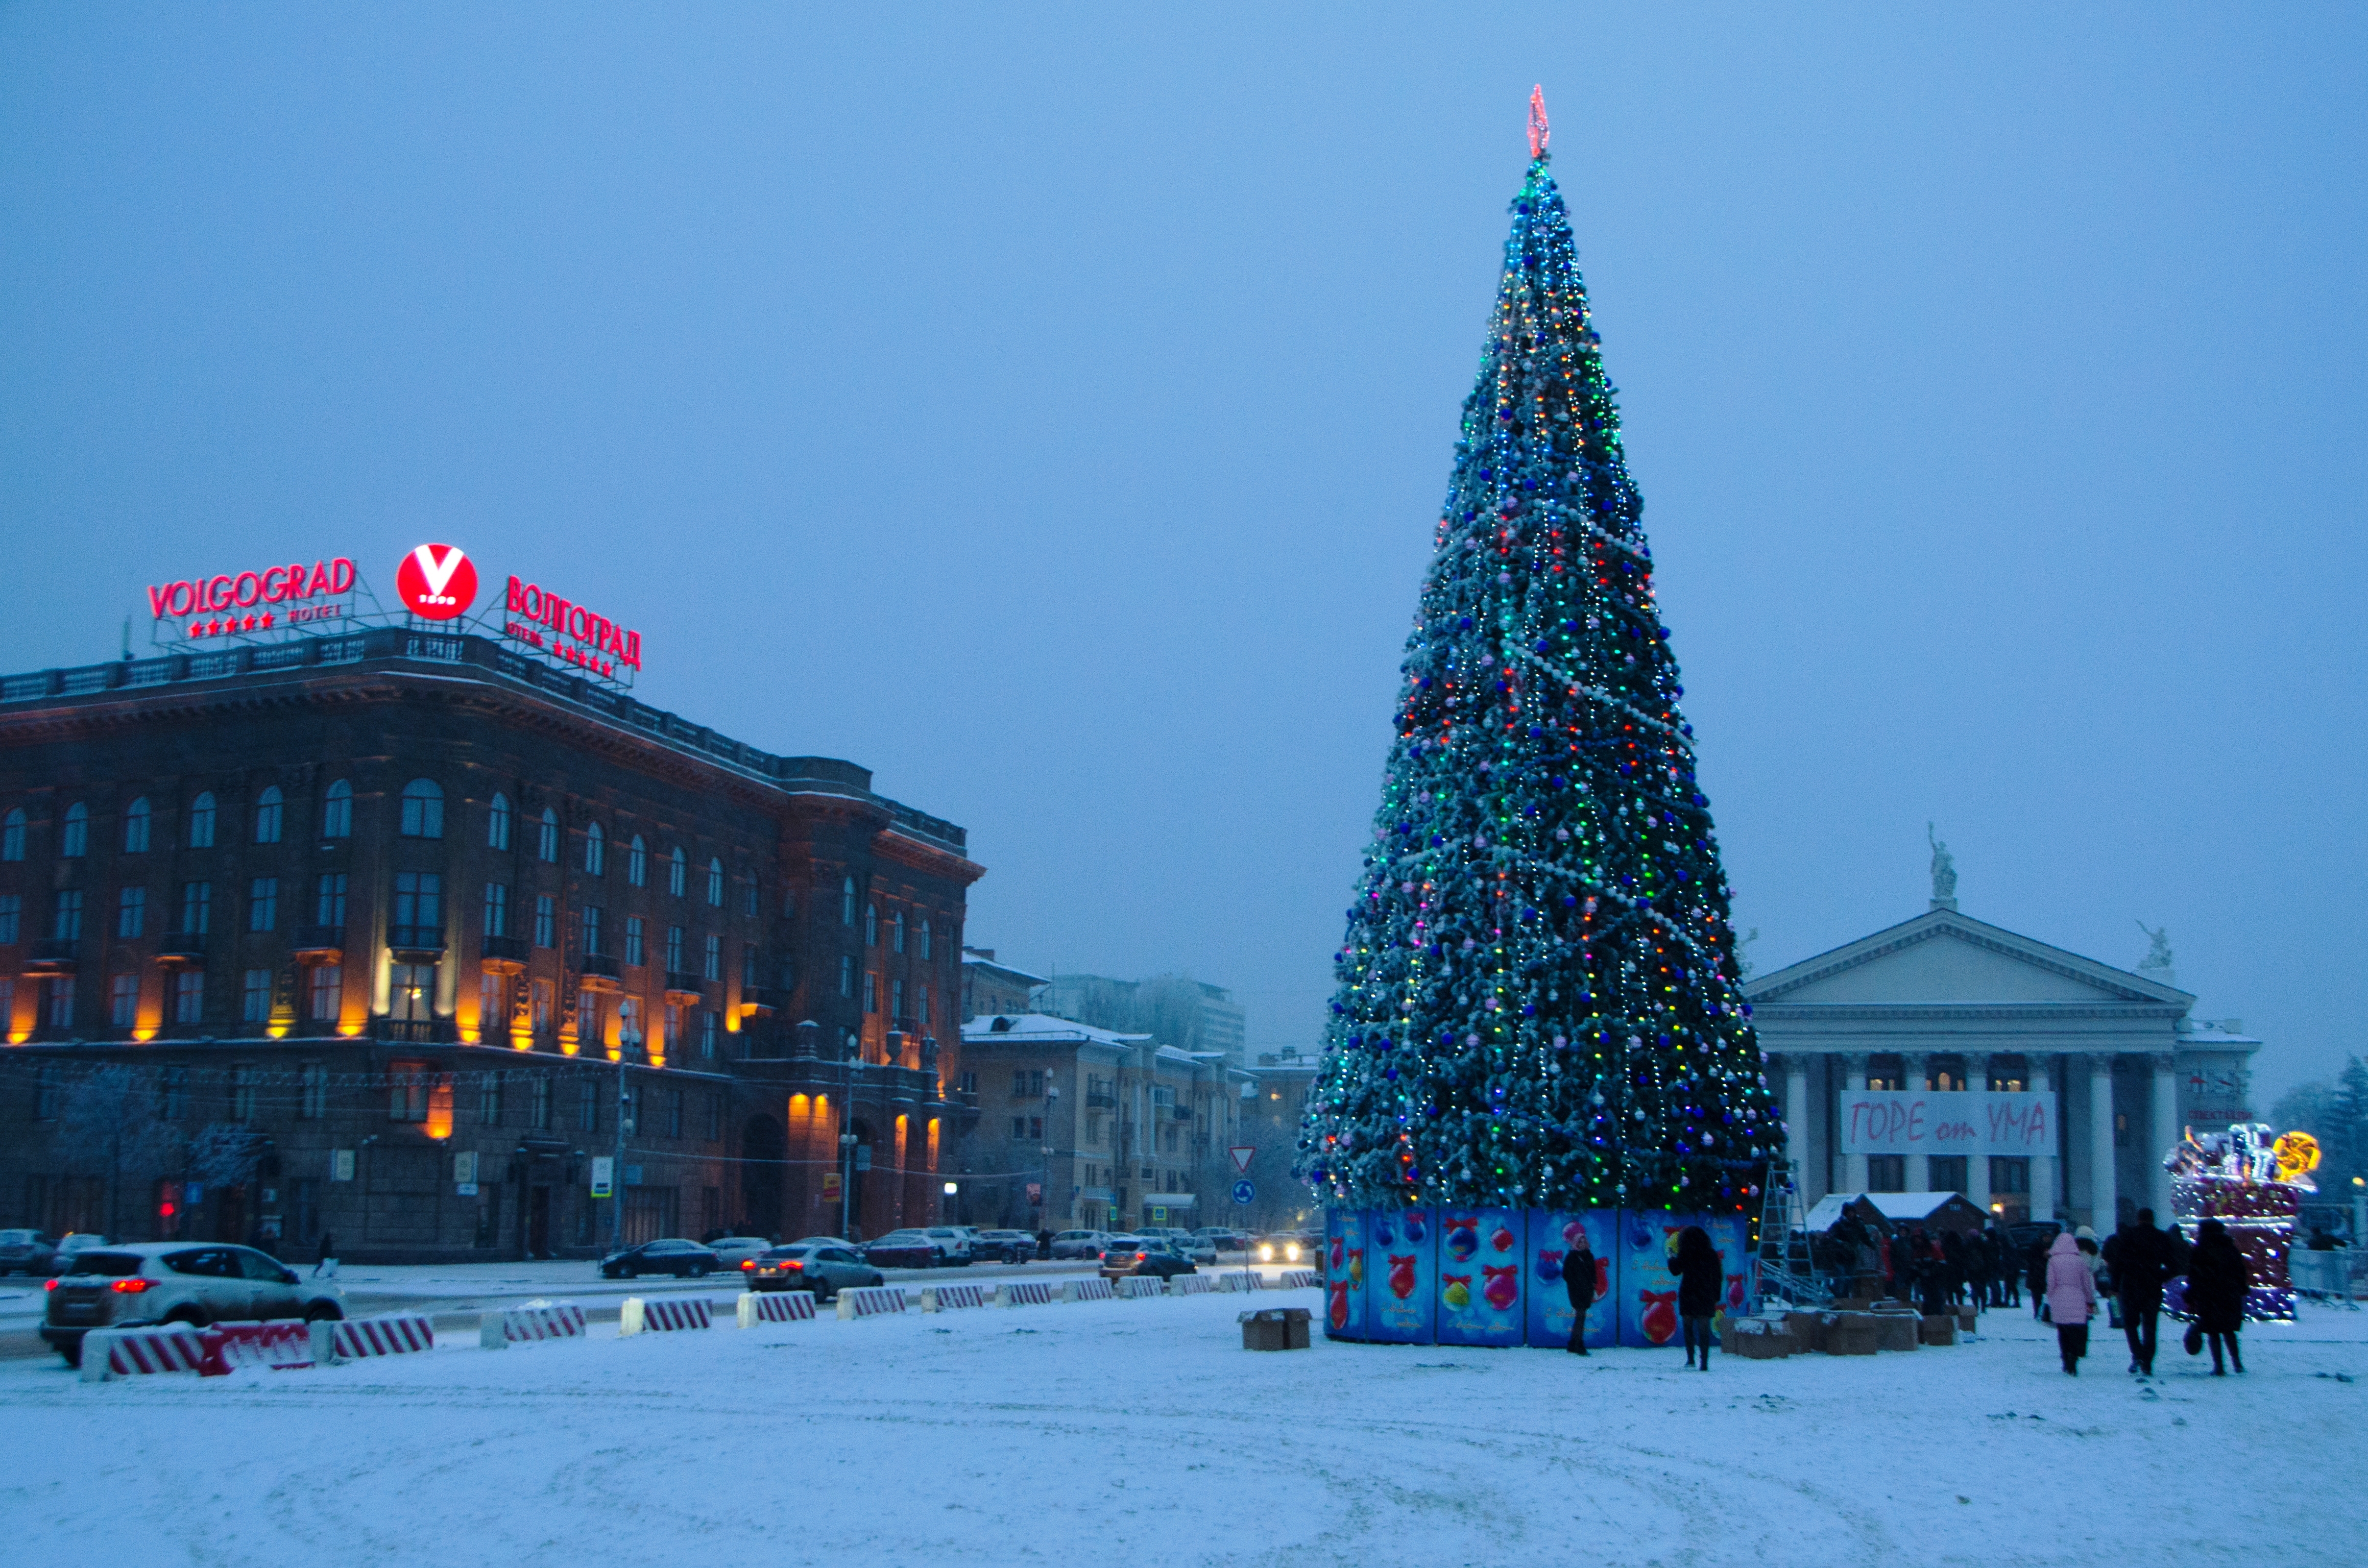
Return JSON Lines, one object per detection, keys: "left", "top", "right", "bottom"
{"left": 841, "top": 877, "right": 856, "bottom": 926}
{"left": 706, "top": 857, "right": 723, "bottom": 907}
{"left": 1, "top": 807, "right": 24, "bottom": 862}
{"left": 892, "top": 911, "right": 906, "bottom": 953}
{"left": 488, "top": 792, "right": 512, "bottom": 851}
{"left": 253, "top": 786, "right": 283, "bottom": 845}
{"left": 537, "top": 807, "right": 559, "bottom": 863}
{"left": 628, "top": 835, "right": 647, "bottom": 887}
{"left": 864, "top": 904, "right": 878, "bottom": 947}
{"left": 123, "top": 797, "right": 152, "bottom": 854}
{"left": 187, "top": 792, "right": 217, "bottom": 848}
{"left": 61, "top": 802, "right": 88, "bottom": 857}
{"left": 919, "top": 919, "right": 931, "bottom": 961}
{"left": 668, "top": 847, "right": 687, "bottom": 898}
{"left": 398, "top": 779, "right": 444, "bottom": 839}
{"left": 322, "top": 780, "right": 352, "bottom": 839}
{"left": 585, "top": 821, "right": 605, "bottom": 875}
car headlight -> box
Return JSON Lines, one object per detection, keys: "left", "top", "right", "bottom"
{"left": 1286, "top": 1243, "right": 1301, "bottom": 1261}
{"left": 1259, "top": 1243, "right": 1274, "bottom": 1261}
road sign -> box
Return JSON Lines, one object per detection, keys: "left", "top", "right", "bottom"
{"left": 822, "top": 1170, "right": 842, "bottom": 1201}
{"left": 1231, "top": 1179, "right": 1255, "bottom": 1205}
{"left": 1229, "top": 1145, "right": 1256, "bottom": 1175}
{"left": 589, "top": 1156, "right": 613, "bottom": 1198}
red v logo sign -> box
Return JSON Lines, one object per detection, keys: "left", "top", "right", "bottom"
{"left": 411, "top": 545, "right": 464, "bottom": 597}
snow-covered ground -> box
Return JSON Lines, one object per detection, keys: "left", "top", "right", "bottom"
{"left": 5, "top": 1288, "right": 2363, "bottom": 1566}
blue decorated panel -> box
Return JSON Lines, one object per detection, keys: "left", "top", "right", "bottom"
{"left": 1524, "top": 1209, "right": 1617, "bottom": 1349}
{"left": 1435, "top": 1207, "right": 1525, "bottom": 1347}
{"left": 1364, "top": 1207, "right": 1438, "bottom": 1344}
{"left": 1614, "top": 1210, "right": 1686, "bottom": 1349}
{"left": 1325, "top": 1209, "right": 1368, "bottom": 1339}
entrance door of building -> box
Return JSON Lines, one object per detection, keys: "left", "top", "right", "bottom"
{"left": 527, "top": 1186, "right": 552, "bottom": 1257}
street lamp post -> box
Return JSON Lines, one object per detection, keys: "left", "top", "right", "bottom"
{"left": 839, "top": 1132, "right": 857, "bottom": 1241}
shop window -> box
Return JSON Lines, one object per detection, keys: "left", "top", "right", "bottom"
{"left": 254, "top": 787, "right": 283, "bottom": 845}
{"left": 123, "top": 797, "right": 151, "bottom": 853}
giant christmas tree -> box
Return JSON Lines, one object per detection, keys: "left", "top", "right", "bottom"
{"left": 1300, "top": 92, "right": 1782, "bottom": 1219}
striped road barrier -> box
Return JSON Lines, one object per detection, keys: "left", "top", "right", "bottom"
{"left": 1117, "top": 1276, "right": 1165, "bottom": 1300}
{"left": 1277, "top": 1269, "right": 1322, "bottom": 1289}
{"left": 1062, "top": 1277, "right": 1117, "bottom": 1304}
{"left": 320, "top": 1313, "right": 437, "bottom": 1364}
{"left": 993, "top": 1280, "right": 1059, "bottom": 1308}
{"left": 1170, "top": 1275, "right": 1219, "bottom": 1296}
{"left": 199, "top": 1319, "right": 314, "bottom": 1376}
{"left": 80, "top": 1324, "right": 206, "bottom": 1383}
{"left": 479, "top": 1301, "right": 588, "bottom": 1349}
{"left": 1218, "top": 1272, "right": 1264, "bottom": 1293}
{"left": 836, "top": 1285, "right": 908, "bottom": 1320}
{"left": 737, "top": 1291, "right": 819, "bottom": 1327}
{"left": 920, "top": 1283, "right": 988, "bottom": 1312}
{"left": 619, "top": 1295, "right": 712, "bottom": 1336}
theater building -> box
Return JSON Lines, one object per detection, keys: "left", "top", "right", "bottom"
{"left": 0, "top": 619, "right": 981, "bottom": 1260}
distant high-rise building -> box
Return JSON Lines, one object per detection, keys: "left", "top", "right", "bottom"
{"left": 1037, "top": 972, "right": 1247, "bottom": 1066}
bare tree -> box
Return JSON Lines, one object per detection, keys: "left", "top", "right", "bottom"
{"left": 51, "top": 1066, "right": 184, "bottom": 1240}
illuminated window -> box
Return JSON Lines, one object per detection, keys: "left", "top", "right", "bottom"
{"left": 666, "top": 925, "right": 683, "bottom": 971}
{"left": 0, "top": 893, "right": 18, "bottom": 944}
{"left": 44, "top": 977, "right": 73, "bottom": 1028}
{"left": 397, "top": 780, "right": 443, "bottom": 840}
{"left": 315, "top": 872, "right": 347, "bottom": 928}
{"left": 706, "top": 857, "right": 723, "bottom": 907}
{"left": 531, "top": 977, "right": 552, "bottom": 1034}
{"left": 534, "top": 894, "right": 555, "bottom": 949}
{"left": 578, "top": 1077, "right": 598, "bottom": 1132}
{"left": 309, "top": 964, "right": 342, "bottom": 1021}
{"left": 480, "top": 972, "right": 505, "bottom": 1038}
{"left": 700, "top": 1011, "right": 717, "bottom": 1058}
{"left": 480, "top": 1067, "right": 504, "bottom": 1125}
{"left": 0, "top": 806, "right": 23, "bottom": 862}
{"left": 389, "top": 1060, "right": 429, "bottom": 1122}
{"left": 172, "top": 969, "right": 204, "bottom": 1025}
{"left": 863, "top": 971, "right": 877, "bottom": 1014}
{"left": 110, "top": 972, "right": 139, "bottom": 1030}
{"left": 841, "top": 877, "right": 855, "bottom": 925}
{"left": 241, "top": 969, "right": 272, "bottom": 1023}
{"left": 583, "top": 905, "right": 603, "bottom": 957}
{"left": 628, "top": 836, "right": 647, "bottom": 887}
{"left": 625, "top": 916, "right": 644, "bottom": 966}
{"left": 390, "top": 962, "right": 434, "bottom": 1023}
{"left": 123, "top": 797, "right": 152, "bottom": 853}
{"left": 178, "top": 880, "right": 211, "bottom": 936}
{"left": 839, "top": 955, "right": 854, "bottom": 997}
{"left": 669, "top": 847, "right": 687, "bottom": 897}
{"left": 391, "top": 872, "right": 440, "bottom": 940}
{"left": 117, "top": 886, "right": 146, "bottom": 939}
{"left": 248, "top": 877, "right": 276, "bottom": 933}
{"left": 62, "top": 801, "right": 88, "bottom": 858}
{"left": 891, "top": 911, "right": 905, "bottom": 953}
{"left": 585, "top": 821, "right": 605, "bottom": 875}
{"left": 321, "top": 780, "right": 352, "bottom": 839}
{"left": 488, "top": 792, "right": 512, "bottom": 850}
{"left": 484, "top": 882, "right": 508, "bottom": 938}
{"left": 530, "top": 1074, "right": 551, "bottom": 1130}
{"left": 703, "top": 933, "right": 720, "bottom": 982}
{"left": 537, "top": 808, "right": 559, "bottom": 863}
{"left": 186, "top": 793, "right": 216, "bottom": 848}
{"left": 864, "top": 905, "right": 877, "bottom": 946}
{"left": 254, "top": 786, "right": 283, "bottom": 845}
{"left": 919, "top": 920, "right": 930, "bottom": 961}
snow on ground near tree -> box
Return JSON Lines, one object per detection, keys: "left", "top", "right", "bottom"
{"left": 4, "top": 1289, "right": 2365, "bottom": 1567}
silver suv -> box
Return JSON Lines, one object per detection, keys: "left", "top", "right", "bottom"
{"left": 40, "top": 1243, "right": 348, "bottom": 1368}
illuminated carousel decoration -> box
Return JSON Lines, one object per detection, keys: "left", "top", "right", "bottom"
{"left": 2163, "top": 1122, "right": 2316, "bottom": 1324}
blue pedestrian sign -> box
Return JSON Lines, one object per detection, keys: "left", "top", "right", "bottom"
{"left": 1231, "top": 1179, "right": 1255, "bottom": 1205}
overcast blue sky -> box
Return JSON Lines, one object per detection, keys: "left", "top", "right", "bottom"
{"left": 3, "top": 7, "right": 2361, "bottom": 1097}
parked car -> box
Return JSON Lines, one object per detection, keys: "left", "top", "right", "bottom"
{"left": 971, "top": 1229, "right": 1037, "bottom": 1263}
{"left": 0, "top": 1229, "right": 56, "bottom": 1276}
{"left": 1191, "top": 1226, "right": 1246, "bottom": 1254}
{"left": 861, "top": 1231, "right": 944, "bottom": 1269}
{"left": 1099, "top": 1238, "right": 1199, "bottom": 1282}
{"left": 598, "top": 1239, "right": 721, "bottom": 1279}
{"left": 745, "top": 1243, "right": 882, "bottom": 1301}
{"left": 704, "top": 1237, "right": 773, "bottom": 1268}
{"left": 1166, "top": 1232, "right": 1219, "bottom": 1264}
{"left": 1050, "top": 1229, "right": 1110, "bottom": 1260}
{"left": 39, "top": 1242, "right": 347, "bottom": 1368}
{"left": 919, "top": 1227, "right": 976, "bottom": 1264}
{"left": 51, "top": 1233, "right": 113, "bottom": 1275}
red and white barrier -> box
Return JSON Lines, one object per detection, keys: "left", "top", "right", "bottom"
{"left": 80, "top": 1324, "right": 206, "bottom": 1382}
{"left": 619, "top": 1295, "right": 712, "bottom": 1336}
{"left": 993, "top": 1280, "right": 1059, "bottom": 1308}
{"left": 480, "top": 1301, "right": 588, "bottom": 1349}
{"left": 1277, "top": 1269, "right": 1321, "bottom": 1290}
{"left": 1117, "top": 1276, "right": 1165, "bottom": 1300}
{"left": 1218, "top": 1271, "right": 1264, "bottom": 1293}
{"left": 1171, "top": 1275, "right": 1219, "bottom": 1297}
{"left": 199, "top": 1319, "right": 314, "bottom": 1376}
{"left": 325, "top": 1313, "right": 437, "bottom": 1363}
{"left": 1063, "top": 1277, "right": 1116, "bottom": 1303}
{"left": 736, "top": 1291, "right": 818, "bottom": 1327}
{"left": 837, "top": 1285, "right": 908, "bottom": 1320}
{"left": 920, "top": 1283, "right": 988, "bottom": 1312}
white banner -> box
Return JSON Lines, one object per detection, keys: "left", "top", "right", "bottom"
{"left": 1840, "top": 1090, "right": 2055, "bottom": 1157}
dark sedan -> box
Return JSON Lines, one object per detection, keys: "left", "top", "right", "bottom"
{"left": 746, "top": 1243, "right": 882, "bottom": 1301}
{"left": 599, "top": 1238, "right": 721, "bottom": 1279}
{"left": 0, "top": 1229, "right": 56, "bottom": 1276}
{"left": 860, "top": 1231, "right": 942, "bottom": 1269}
{"left": 1099, "top": 1239, "right": 1199, "bottom": 1282}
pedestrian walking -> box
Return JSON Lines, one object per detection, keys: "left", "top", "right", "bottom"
{"left": 2027, "top": 1236, "right": 2051, "bottom": 1318}
{"left": 1563, "top": 1232, "right": 1598, "bottom": 1355}
{"left": 1674, "top": 1225, "right": 1722, "bottom": 1370}
{"left": 2106, "top": 1209, "right": 2177, "bottom": 1376}
{"left": 312, "top": 1231, "right": 337, "bottom": 1279}
{"left": 2187, "top": 1219, "right": 2251, "bottom": 1376}
{"left": 2044, "top": 1231, "right": 2096, "bottom": 1374}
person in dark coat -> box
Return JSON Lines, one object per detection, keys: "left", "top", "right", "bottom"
{"left": 312, "top": 1231, "right": 337, "bottom": 1278}
{"left": 2106, "top": 1208, "right": 2179, "bottom": 1376}
{"left": 1673, "top": 1226, "right": 1723, "bottom": 1370}
{"left": 2186, "top": 1219, "right": 2251, "bottom": 1375}
{"left": 2027, "top": 1236, "right": 2052, "bottom": 1317}
{"left": 1563, "top": 1232, "right": 1598, "bottom": 1355}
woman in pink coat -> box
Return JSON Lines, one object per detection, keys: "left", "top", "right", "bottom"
{"left": 2045, "top": 1231, "right": 2098, "bottom": 1375}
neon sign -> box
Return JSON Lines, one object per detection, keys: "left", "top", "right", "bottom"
{"left": 504, "top": 576, "right": 642, "bottom": 679}
{"left": 148, "top": 559, "right": 356, "bottom": 640}
{"left": 394, "top": 544, "right": 477, "bottom": 622}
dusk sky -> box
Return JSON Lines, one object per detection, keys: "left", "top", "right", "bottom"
{"left": 3, "top": 8, "right": 2361, "bottom": 1099}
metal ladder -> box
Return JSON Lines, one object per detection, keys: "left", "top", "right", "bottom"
{"left": 1753, "top": 1161, "right": 1829, "bottom": 1307}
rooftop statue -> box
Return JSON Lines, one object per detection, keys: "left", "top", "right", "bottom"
{"left": 1926, "top": 822, "right": 1957, "bottom": 904}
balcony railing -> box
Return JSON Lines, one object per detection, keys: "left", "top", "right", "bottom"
{"left": 578, "top": 952, "right": 623, "bottom": 991}
{"left": 481, "top": 933, "right": 530, "bottom": 973}
{"left": 388, "top": 925, "right": 447, "bottom": 961}
{"left": 290, "top": 925, "right": 344, "bottom": 963}
{"left": 737, "top": 984, "right": 783, "bottom": 1016}
{"left": 156, "top": 932, "right": 208, "bottom": 968}
{"left": 373, "top": 1017, "right": 455, "bottom": 1044}
{"left": 1085, "top": 1091, "right": 1116, "bottom": 1110}
{"left": 665, "top": 970, "right": 707, "bottom": 1003}
{"left": 24, "top": 938, "right": 79, "bottom": 974}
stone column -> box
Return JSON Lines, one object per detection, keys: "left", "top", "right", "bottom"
{"left": 1966, "top": 1056, "right": 1993, "bottom": 1213}
{"left": 1901, "top": 1053, "right": 1930, "bottom": 1191}
{"left": 2029, "top": 1056, "right": 2057, "bottom": 1222}
{"left": 1783, "top": 1055, "right": 1815, "bottom": 1203}
{"left": 1841, "top": 1053, "right": 1870, "bottom": 1194}
{"left": 2089, "top": 1054, "right": 2118, "bottom": 1231}
{"left": 2149, "top": 1052, "right": 2179, "bottom": 1222}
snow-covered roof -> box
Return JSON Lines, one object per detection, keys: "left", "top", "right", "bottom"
{"left": 962, "top": 953, "right": 1049, "bottom": 985}
{"left": 1803, "top": 1191, "right": 1977, "bottom": 1230}
{"left": 960, "top": 1013, "right": 1149, "bottom": 1048}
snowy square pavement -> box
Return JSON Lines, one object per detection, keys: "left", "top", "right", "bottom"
{"left": 3, "top": 1288, "right": 2363, "bottom": 1567}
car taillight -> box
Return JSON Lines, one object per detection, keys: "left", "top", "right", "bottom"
{"left": 741, "top": 1260, "right": 755, "bottom": 1270}
{"left": 45, "top": 1278, "right": 59, "bottom": 1291}
{"left": 111, "top": 1279, "right": 152, "bottom": 1293}
{"left": 786, "top": 1260, "right": 803, "bottom": 1269}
